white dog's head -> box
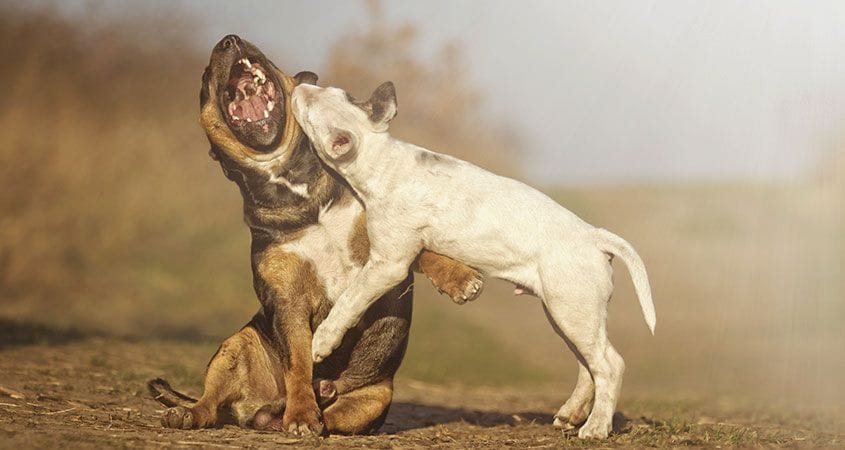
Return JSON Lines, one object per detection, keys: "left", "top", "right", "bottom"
{"left": 291, "top": 82, "right": 397, "bottom": 164}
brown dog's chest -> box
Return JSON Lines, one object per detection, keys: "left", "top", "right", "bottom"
{"left": 281, "top": 197, "right": 365, "bottom": 302}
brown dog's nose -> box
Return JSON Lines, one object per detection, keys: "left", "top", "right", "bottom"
{"left": 219, "top": 34, "right": 241, "bottom": 51}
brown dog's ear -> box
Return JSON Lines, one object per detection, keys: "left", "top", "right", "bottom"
{"left": 326, "top": 127, "right": 356, "bottom": 160}
{"left": 294, "top": 71, "right": 319, "bottom": 85}
{"left": 199, "top": 66, "right": 211, "bottom": 107}
{"left": 367, "top": 81, "right": 397, "bottom": 131}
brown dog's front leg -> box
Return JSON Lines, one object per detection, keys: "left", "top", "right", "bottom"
{"left": 415, "top": 250, "right": 485, "bottom": 304}
{"left": 273, "top": 306, "right": 324, "bottom": 435}
{"left": 349, "top": 211, "right": 483, "bottom": 305}
{"left": 253, "top": 240, "right": 325, "bottom": 436}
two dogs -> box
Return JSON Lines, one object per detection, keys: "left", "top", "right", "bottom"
{"left": 151, "top": 34, "right": 655, "bottom": 440}
{"left": 291, "top": 82, "right": 655, "bottom": 439}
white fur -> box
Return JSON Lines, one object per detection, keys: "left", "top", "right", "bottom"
{"left": 282, "top": 198, "right": 363, "bottom": 301}
{"left": 268, "top": 172, "right": 310, "bottom": 198}
{"left": 292, "top": 83, "right": 656, "bottom": 439}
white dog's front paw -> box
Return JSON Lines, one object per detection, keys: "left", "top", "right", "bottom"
{"left": 311, "top": 324, "right": 344, "bottom": 363}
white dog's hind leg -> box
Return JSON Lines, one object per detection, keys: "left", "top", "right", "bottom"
{"left": 541, "top": 278, "right": 622, "bottom": 439}
{"left": 553, "top": 360, "right": 595, "bottom": 429}
{"left": 577, "top": 339, "right": 624, "bottom": 439}
{"left": 542, "top": 304, "right": 595, "bottom": 429}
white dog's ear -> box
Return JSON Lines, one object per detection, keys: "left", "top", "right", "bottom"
{"left": 326, "top": 127, "right": 356, "bottom": 160}
{"left": 367, "top": 81, "right": 397, "bottom": 131}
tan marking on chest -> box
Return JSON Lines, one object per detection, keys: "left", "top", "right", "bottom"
{"left": 348, "top": 211, "right": 370, "bottom": 266}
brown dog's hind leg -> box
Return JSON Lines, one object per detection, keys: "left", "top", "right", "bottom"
{"left": 160, "top": 350, "right": 232, "bottom": 429}
{"left": 159, "top": 321, "right": 281, "bottom": 429}
{"left": 322, "top": 378, "right": 394, "bottom": 435}
{"left": 416, "top": 250, "right": 484, "bottom": 304}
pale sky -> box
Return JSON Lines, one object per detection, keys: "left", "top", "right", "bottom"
{"left": 53, "top": 0, "right": 845, "bottom": 185}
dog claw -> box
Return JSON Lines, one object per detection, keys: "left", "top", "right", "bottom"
{"left": 161, "top": 406, "right": 195, "bottom": 429}
{"left": 454, "top": 277, "right": 483, "bottom": 304}
{"left": 553, "top": 415, "right": 577, "bottom": 430}
{"left": 283, "top": 408, "right": 325, "bottom": 437}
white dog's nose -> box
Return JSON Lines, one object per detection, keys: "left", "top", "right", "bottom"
{"left": 292, "top": 85, "right": 313, "bottom": 112}
{"left": 293, "top": 84, "right": 319, "bottom": 102}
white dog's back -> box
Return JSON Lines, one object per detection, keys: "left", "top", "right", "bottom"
{"left": 384, "top": 145, "right": 650, "bottom": 303}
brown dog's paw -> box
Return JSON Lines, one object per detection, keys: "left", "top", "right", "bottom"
{"left": 282, "top": 404, "right": 325, "bottom": 436}
{"left": 417, "top": 252, "right": 485, "bottom": 304}
{"left": 161, "top": 406, "right": 195, "bottom": 429}
{"left": 252, "top": 408, "right": 285, "bottom": 431}
{"left": 437, "top": 265, "right": 484, "bottom": 305}
{"left": 315, "top": 379, "right": 337, "bottom": 407}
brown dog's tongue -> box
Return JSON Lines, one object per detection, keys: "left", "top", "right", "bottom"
{"left": 231, "top": 95, "right": 268, "bottom": 122}
{"left": 238, "top": 99, "right": 255, "bottom": 121}
{"left": 250, "top": 95, "right": 267, "bottom": 118}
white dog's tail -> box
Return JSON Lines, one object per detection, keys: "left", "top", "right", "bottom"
{"left": 592, "top": 228, "right": 656, "bottom": 334}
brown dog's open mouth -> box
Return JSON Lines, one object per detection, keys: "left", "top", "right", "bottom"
{"left": 224, "top": 58, "right": 280, "bottom": 132}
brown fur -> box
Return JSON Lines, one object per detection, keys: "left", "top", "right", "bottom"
{"left": 416, "top": 250, "right": 486, "bottom": 302}
{"left": 349, "top": 208, "right": 371, "bottom": 266}
{"left": 149, "top": 35, "right": 483, "bottom": 435}
{"left": 350, "top": 207, "right": 481, "bottom": 302}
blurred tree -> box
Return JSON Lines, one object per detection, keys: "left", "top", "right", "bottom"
{"left": 0, "top": 5, "right": 248, "bottom": 336}
{"left": 0, "top": 1, "right": 524, "bottom": 337}
{"left": 322, "top": 0, "right": 523, "bottom": 177}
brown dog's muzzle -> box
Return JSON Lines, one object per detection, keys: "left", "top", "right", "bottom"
{"left": 203, "top": 34, "right": 298, "bottom": 154}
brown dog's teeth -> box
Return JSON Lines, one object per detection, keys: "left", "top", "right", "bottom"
{"left": 267, "top": 101, "right": 274, "bottom": 111}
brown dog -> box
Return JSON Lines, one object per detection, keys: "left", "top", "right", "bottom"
{"left": 147, "top": 35, "right": 482, "bottom": 436}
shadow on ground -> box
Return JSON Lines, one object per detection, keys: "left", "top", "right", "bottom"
{"left": 384, "top": 403, "right": 635, "bottom": 435}
{"left": 383, "top": 402, "right": 548, "bottom": 432}
{"left": 0, "top": 317, "right": 222, "bottom": 350}
{"left": 0, "top": 318, "right": 94, "bottom": 350}
{"left": 382, "top": 402, "right": 631, "bottom": 434}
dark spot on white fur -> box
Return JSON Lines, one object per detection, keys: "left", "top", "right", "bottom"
{"left": 415, "top": 151, "right": 453, "bottom": 166}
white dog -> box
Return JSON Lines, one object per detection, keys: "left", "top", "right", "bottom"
{"left": 291, "top": 81, "right": 655, "bottom": 439}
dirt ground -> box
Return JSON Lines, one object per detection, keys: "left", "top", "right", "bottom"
{"left": 2, "top": 183, "right": 843, "bottom": 449}
{"left": 1, "top": 332, "right": 842, "bottom": 449}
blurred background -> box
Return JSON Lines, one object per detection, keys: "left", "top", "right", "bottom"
{"left": 1, "top": 0, "right": 843, "bottom": 422}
